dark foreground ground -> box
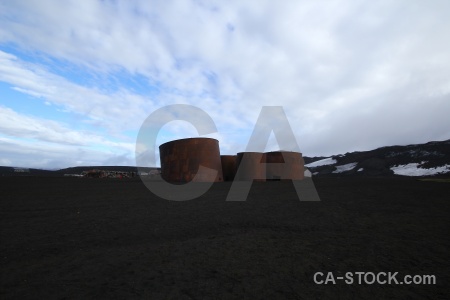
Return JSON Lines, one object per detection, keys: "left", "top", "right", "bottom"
{"left": 1, "top": 177, "right": 449, "bottom": 299}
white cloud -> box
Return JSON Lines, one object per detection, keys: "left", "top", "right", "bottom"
{"left": 0, "top": 135, "right": 134, "bottom": 169}
{"left": 0, "top": 0, "right": 449, "bottom": 168}
{"left": 0, "top": 51, "right": 155, "bottom": 133}
{"left": 0, "top": 105, "right": 134, "bottom": 151}
{"left": 0, "top": 158, "right": 12, "bottom": 166}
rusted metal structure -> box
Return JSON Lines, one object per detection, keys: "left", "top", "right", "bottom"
{"left": 235, "top": 152, "right": 266, "bottom": 181}
{"left": 159, "top": 138, "right": 223, "bottom": 183}
{"left": 265, "top": 151, "right": 305, "bottom": 180}
{"left": 220, "top": 155, "right": 237, "bottom": 181}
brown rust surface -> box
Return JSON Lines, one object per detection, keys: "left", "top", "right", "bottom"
{"left": 220, "top": 155, "right": 237, "bottom": 181}
{"left": 235, "top": 152, "right": 266, "bottom": 181}
{"left": 265, "top": 151, "right": 304, "bottom": 180}
{"left": 159, "top": 138, "right": 223, "bottom": 182}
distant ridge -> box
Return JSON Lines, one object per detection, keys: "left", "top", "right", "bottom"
{"left": 304, "top": 139, "right": 450, "bottom": 177}
{"left": 0, "top": 166, "right": 158, "bottom": 177}
{"left": 55, "top": 166, "right": 158, "bottom": 175}
{"left": 1, "top": 140, "right": 449, "bottom": 177}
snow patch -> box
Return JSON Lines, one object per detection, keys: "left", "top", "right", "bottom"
{"left": 357, "top": 168, "right": 363, "bottom": 172}
{"left": 305, "top": 157, "right": 337, "bottom": 168}
{"left": 304, "top": 168, "right": 312, "bottom": 177}
{"left": 332, "top": 162, "right": 357, "bottom": 173}
{"left": 391, "top": 164, "right": 450, "bottom": 176}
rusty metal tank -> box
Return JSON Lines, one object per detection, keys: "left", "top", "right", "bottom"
{"left": 159, "top": 138, "right": 223, "bottom": 183}
{"left": 235, "top": 152, "right": 266, "bottom": 181}
{"left": 220, "top": 155, "right": 237, "bottom": 181}
{"left": 265, "top": 151, "right": 304, "bottom": 180}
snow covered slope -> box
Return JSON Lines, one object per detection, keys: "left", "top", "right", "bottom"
{"left": 304, "top": 140, "right": 450, "bottom": 177}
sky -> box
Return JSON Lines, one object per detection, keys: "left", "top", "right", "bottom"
{"left": 0, "top": 0, "right": 449, "bottom": 169}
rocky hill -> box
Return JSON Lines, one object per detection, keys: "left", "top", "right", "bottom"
{"left": 304, "top": 140, "right": 450, "bottom": 177}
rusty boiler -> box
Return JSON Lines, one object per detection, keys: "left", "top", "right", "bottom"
{"left": 235, "top": 152, "right": 266, "bottom": 181}
{"left": 265, "top": 151, "right": 304, "bottom": 180}
{"left": 159, "top": 138, "right": 223, "bottom": 183}
{"left": 220, "top": 155, "right": 237, "bottom": 181}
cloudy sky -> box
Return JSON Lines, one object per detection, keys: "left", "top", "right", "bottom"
{"left": 1, "top": 0, "right": 449, "bottom": 169}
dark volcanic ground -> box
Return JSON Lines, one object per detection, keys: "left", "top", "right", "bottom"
{"left": 1, "top": 177, "right": 449, "bottom": 299}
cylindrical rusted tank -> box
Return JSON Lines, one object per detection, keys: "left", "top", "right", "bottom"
{"left": 159, "top": 138, "right": 223, "bottom": 183}
{"left": 235, "top": 152, "right": 266, "bottom": 181}
{"left": 221, "top": 155, "right": 237, "bottom": 181}
{"left": 265, "top": 151, "right": 304, "bottom": 180}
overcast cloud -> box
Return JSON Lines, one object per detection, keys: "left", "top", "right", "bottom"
{"left": 0, "top": 0, "right": 449, "bottom": 169}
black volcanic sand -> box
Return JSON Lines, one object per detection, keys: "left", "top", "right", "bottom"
{"left": 1, "top": 177, "right": 449, "bottom": 299}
